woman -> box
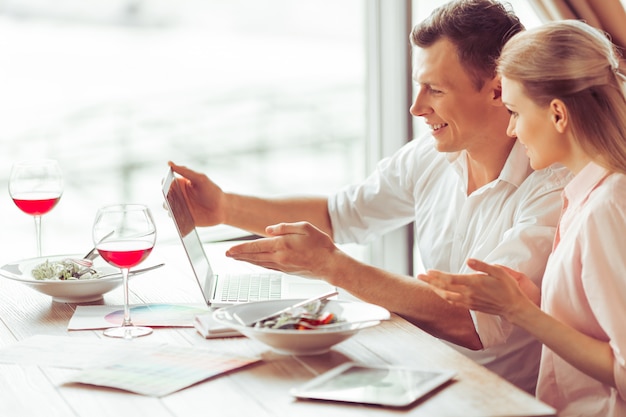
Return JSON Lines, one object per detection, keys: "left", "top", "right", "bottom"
{"left": 419, "top": 20, "right": 626, "bottom": 417}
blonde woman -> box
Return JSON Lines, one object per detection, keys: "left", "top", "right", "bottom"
{"left": 419, "top": 20, "right": 626, "bottom": 417}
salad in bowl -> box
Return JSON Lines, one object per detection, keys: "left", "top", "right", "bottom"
{"left": 0, "top": 254, "right": 161, "bottom": 303}
{"left": 214, "top": 297, "right": 390, "bottom": 355}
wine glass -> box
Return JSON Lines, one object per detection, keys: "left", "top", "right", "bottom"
{"left": 9, "top": 159, "right": 63, "bottom": 257}
{"left": 93, "top": 204, "right": 156, "bottom": 339}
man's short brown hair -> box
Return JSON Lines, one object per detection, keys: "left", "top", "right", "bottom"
{"left": 411, "top": 0, "right": 524, "bottom": 90}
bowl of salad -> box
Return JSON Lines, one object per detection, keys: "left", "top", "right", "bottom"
{"left": 0, "top": 254, "right": 152, "bottom": 303}
{"left": 213, "top": 298, "right": 390, "bottom": 355}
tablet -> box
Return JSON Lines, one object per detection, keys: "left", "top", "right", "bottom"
{"left": 290, "top": 362, "right": 456, "bottom": 408}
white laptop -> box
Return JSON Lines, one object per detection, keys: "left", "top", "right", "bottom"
{"left": 162, "top": 168, "right": 336, "bottom": 307}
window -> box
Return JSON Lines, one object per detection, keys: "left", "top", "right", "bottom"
{"left": 0, "top": 1, "right": 542, "bottom": 275}
{"left": 0, "top": 0, "right": 367, "bottom": 260}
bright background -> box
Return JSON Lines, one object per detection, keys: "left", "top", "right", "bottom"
{"left": 0, "top": 0, "right": 540, "bottom": 265}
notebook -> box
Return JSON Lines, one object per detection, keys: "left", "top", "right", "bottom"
{"left": 162, "top": 168, "right": 336, "bottom": 308}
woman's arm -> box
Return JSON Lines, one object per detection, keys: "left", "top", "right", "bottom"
{"left": 420, "top": 259, "right": 617, "bottom": 387}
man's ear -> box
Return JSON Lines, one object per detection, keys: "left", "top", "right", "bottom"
{"left": 489, "top": 77, "right": 503, "bottom": 105}
{"left": 550, "top": 99, "right": 568, "bottom": 132}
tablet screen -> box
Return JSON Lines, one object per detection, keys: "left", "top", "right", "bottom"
{"left": 291, "top": 362, "right": 455, "bottom": 408}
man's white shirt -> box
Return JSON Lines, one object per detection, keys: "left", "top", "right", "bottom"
{"left": 328, "top": 133, "right": 572, "bottom": 393}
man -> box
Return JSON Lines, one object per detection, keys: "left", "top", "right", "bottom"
{"left": 168, "top": 0, "right": 571, "bottom": 393}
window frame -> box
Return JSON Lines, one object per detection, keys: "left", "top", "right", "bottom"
{"left": 364, "top": 0, "right": 413, "bottom": 275}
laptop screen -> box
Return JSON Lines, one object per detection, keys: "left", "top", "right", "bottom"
{"left": 162, "top": 168, "right": 214, "bottom": 304}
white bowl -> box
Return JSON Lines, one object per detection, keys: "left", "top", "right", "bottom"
{"left": 213, "top": 299, "right": 390, "bottom": 355}
{"left": 0, "top": 254, "right": 123, "bottom": 303}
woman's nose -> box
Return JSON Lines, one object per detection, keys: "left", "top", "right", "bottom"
{"left": 506, "top": 118, "right": 516, "bottom": 138}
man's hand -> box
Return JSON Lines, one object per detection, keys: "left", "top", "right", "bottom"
{"left": 225, "top": 221, "right": 340, "bottom": 279}
{"left": 168, "top": 161, "right": 226, "bottom": 227}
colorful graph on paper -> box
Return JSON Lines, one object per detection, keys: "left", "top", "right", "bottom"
{"left": 67, "top": 344, "right": 260, "bottom": 397}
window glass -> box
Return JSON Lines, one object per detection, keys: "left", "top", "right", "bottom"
{"left": 0, "top": 0, "right": 366, "bottom": 259}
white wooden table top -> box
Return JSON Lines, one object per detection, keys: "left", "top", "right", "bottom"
{"left": 0, "top": 243, "right": 556, "bottom": 417}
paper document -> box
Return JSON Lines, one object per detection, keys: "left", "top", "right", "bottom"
{"left": 0, "top": 335, "right": 260, "bottom": 397}
{"left": 66, "top": 344, "right": 260, "bottom": 397}
{"left": 68, "top": 303, "right": 209, "bottom": 330}
{"left": 0, "top": 334, "right": 148, "bottom": 369}
{"left": 194, "top": 312, "right": 242, "bottom": 338}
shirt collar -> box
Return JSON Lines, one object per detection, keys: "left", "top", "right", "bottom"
{"left": 563, "top": 162, "right": 610, "bottom": 207}
{"left": 446, "top": 139, "right": 531, "bottom": 188}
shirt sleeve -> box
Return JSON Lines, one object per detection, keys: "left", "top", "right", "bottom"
{"left": 579, "top": 197, "right": 626, "bottom": 401}
{"left": 468, "top": 168, "right": 568, "bottom": 348}
{"left": 328, "top": 139, "right": 421, "bottom": 244}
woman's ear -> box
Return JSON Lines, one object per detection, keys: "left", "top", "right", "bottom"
{"left": 550, "top": 99, "right": 568, "bottom": 132}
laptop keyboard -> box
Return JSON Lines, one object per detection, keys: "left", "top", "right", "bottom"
{"left": 220, "top": 273, "right": 282, "bottom": 303}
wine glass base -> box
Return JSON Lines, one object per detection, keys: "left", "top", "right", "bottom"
{"left": 104, "top": 325, "right": 153, "bottom": 339}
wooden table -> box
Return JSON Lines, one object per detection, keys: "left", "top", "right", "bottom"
{"left": 0, "top": 242, "right": 556, "bottom": 417}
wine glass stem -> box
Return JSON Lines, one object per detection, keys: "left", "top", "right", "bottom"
{"left": 121, "top": 267, "right": 133, "bottom": 327}
{"left": 33, "top": 215, "right": 42, "bottom": 257}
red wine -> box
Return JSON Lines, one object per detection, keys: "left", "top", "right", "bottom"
{"left": 12, "top": 193, "right": 61, "bottom": 216}
{"left": 97, "top": 240, "right": 154, "bottom": 269}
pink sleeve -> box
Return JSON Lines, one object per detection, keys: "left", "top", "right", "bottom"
{"left": 613, "top": 348, "right": 626, "bottom": 400}
{"left": 580, "top": 201, "right": 626, "bottom": 399}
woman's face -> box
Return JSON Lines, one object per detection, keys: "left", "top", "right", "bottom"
{"left": 501, "top": 77, "right": 569, "bottom": 170}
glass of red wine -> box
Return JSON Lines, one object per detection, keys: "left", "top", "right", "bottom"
{"left": 9, "top": 159, "right": 63, "bottom": 257}
{"left": 93, "top": 204, "right": 156, "bottom": 339}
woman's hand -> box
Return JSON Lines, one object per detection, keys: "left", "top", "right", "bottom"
{"left": 418, "top": 258, "right": 540, "bottom": 321}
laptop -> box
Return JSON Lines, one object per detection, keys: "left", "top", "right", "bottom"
{"left": 162, "top": 167, "right": 336, "bottom": 307}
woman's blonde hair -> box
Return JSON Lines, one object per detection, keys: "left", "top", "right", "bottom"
{"left": 497, "top": 20, "right": 626, "bottom": 174}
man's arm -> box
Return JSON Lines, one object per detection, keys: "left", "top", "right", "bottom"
{"left": 333, "top": 253, "right": 483, "bottom": 350}
{"left": 224, "top": 194, "right": 333, "bottom": 237}
{"left": 226, "top": 221, "right": 483, "bottom": 350}
{"left": 169, "top": 161, "right": 332, "bottom": 237}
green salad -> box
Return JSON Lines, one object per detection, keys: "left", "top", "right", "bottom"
{"left": 31, "top": 259, "right": 100, "bottom": 281}
{"left": 254, "top": 300, "right": 342, "bottom": 330}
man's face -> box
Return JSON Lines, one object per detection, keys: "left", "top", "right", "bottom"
{"left": 410, "top": 38, "right": 496, "bottom": 153}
